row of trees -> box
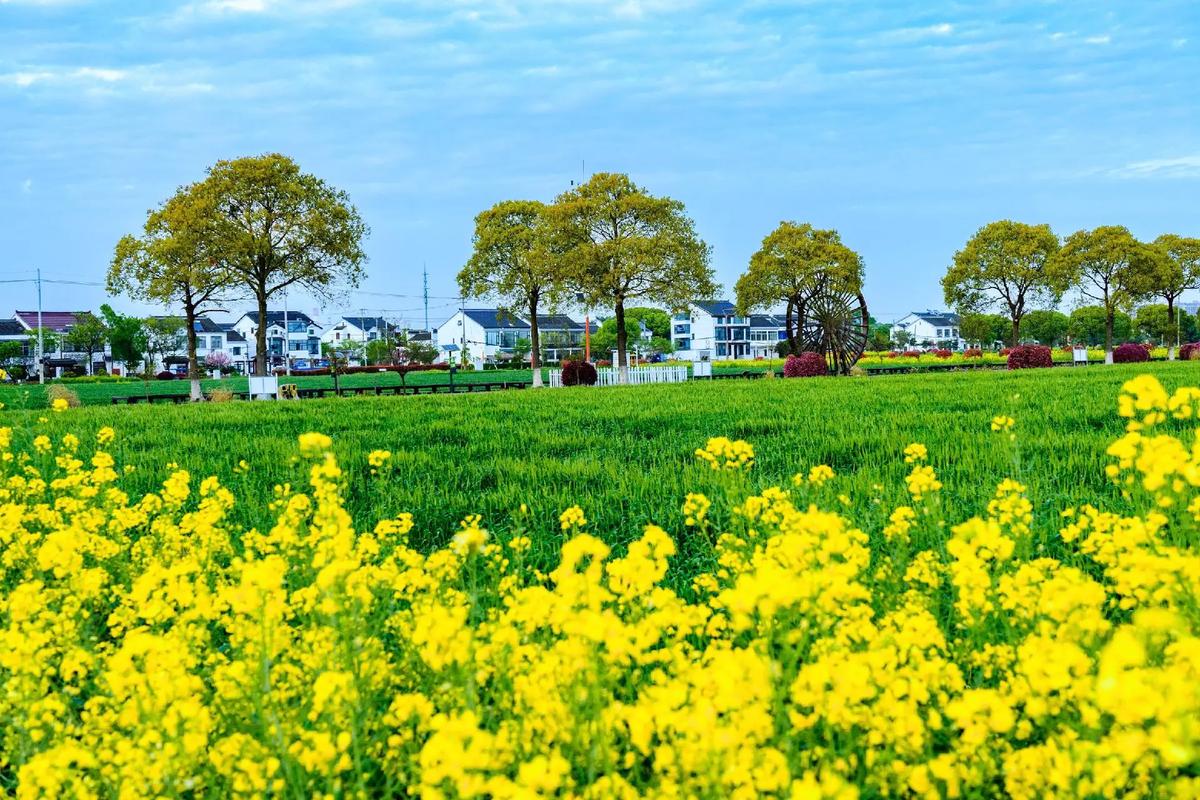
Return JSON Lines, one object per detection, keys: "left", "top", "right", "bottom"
{"left": 459, "top": 174, "right": 715, "bottom": 386}
{"left": 942, "top": 222, "right": 1200, "bottom": 362}
{"left": 954, "top": 304, "right": 1200, "bottom": 349}
{"left": 109, "top": 154, "right": 368, "bottom": 400}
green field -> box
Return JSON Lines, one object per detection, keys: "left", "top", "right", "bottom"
{"left": 5, "top": 361, "right": 1195, "bottom": 588}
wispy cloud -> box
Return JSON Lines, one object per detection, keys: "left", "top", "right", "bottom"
{"left": 1109, "top": 155, "right": 1200, "bottom": 179}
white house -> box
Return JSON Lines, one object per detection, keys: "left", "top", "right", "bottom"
{"left": 13, "top": 310, "right": 111, "bottom": 376}
{"left": 232, "top": 311, "right": 324, "bottom": 369}
{"left": 154, "top": 317, "right": 251, "bottom": 374}
{"left": 321, "top": 316, "right": 398, "bottom": 348}
{"left": 673, "top": 301, "right": 785, "bottom": 360}
{"left": 892, "top": 310, "right": 964, "bottom": 349}
{"left": 535, "top": 315, "right": 599, "bottom": 362}
{"left": 435, "top": 309, "right": 530, "bottom": 363}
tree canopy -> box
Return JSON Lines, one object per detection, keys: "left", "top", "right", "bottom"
{"left": 553, "top": 173, "right": 714, "bottom": 380}
{"left": 1069, "top": 305, "right": 1133, "bottom": 347}
{"left": 736, "top": 222, "right": 863, "bottom": 352}
{"left": 459, "top": 199, "right": 564, "bottom": 385}
{"left": 196, "top": 153, "right": 369, "bottom": 375}
{"left": 942, "top": 220, "right": 1067, "bottom": 346}
{"left": 109, "top": 183, "right": 237, "bottom": 398}
{"left": 1055, "top": 226, "right": 1157, "bottom": 361}
{"left": 1146, "top": 234, "right": 1200, "bottom": 356}
{"left": 1019, "top": 309, "right": 1070, "bottom": 346}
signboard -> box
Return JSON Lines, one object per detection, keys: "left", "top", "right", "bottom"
{"left": 248, "top": 375, "right": 279, "bottom": 400}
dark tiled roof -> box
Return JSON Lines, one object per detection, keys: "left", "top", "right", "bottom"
{"left": 13, "top": 311, "right": 98, "bottom": 332}
{"left": 225, "top": 330, "right": 246, "bottom": 342}
{"left": 241, "top": 311, "right": 318, "bottom": 327}
{"left": 910, "top": 311, "right": 960, "bottom": 327}
{"left": 693, "top": 300, "right": 737, "bottom": 315}
{"left": 535, "top": 314, "right": 585, "bottom": 331}
{"left": 463, "top": 309, "right": 529, "bottom": 330}
{"left": 193, "top": 317, "right": 224, "bottom": 333}
{"left": 341, "top": 316, "right": 394, "bottom": 332}
{"left": 750, "top": 314, "right": 785, "bottom": 328}
{"left": 0, "top": 318, "right": 25, "bottom": 336}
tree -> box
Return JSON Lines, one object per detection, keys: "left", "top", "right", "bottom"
{"left": 1055, "top": 226, "right": 1157, "bottom": 363}
{"left": 590, "top": 316, "right": 644, "bottom": 358}
{"left": 1135, "top": 304, "right": 1173, "bottom": 344}
{"left": 513, "top": 337, "right": 532, "bottom": 364}
{"left": 197, "top": 154, "right": 369, "bottom": 376}
{"left": 459, "top": 200, "right": 567, "bottom": 387}
{"left": 553, "top": 173, "right": 715, "bottom": 383}
{"left": 868, "top": 321, "right": 892, "bottom": 351}
{"left": 736, "top": 221, "right": 863, "bottom": 353}
{"left": 365, "top": 338, "right": 394, "bottom": 365}
{"left": 892, "top": 328, "right": 912, "bottom": 349}
{"left": 143, "top": 317, "right": 184, "bottom": 377}
{"left": 27, "top": 328, "right": 60, "bottom": 378}
{"left": 393, "top": 333, "right": 438, "bottom": 366}
{"left": 0, "top": 341, "right": 24, "bottom": 377}
{"left": 1019, "top": 309, "right": 1070, "bottom": 346}
{"left": 322, "top": 340, "right": 362, "bottom": 394}
{"left": 109, "top": 185, "right": 237, "bottom": 399}
{"left": 1147, "top": 234, "right": 1200, "bottom": 359}
{"left": 62, "top": 315, "right": 108, "bottom": 375}
{"left": 1068, "top": 306, "right": 1133, "bottom": 347}
{"left": 100, "top": 304, "right": 147, "bottom": 376}
{"left": 205, "top": 351, "right": 232, "bottom": 374}
{"left": 625, "top": 307, "right": 672, "bottom": 339}
{"left": 942, "top": 220, "right": 1067, "bottom": 347}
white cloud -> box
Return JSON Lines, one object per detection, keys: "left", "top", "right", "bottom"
{"left": 1084, "top": 34, "right": 1111, "bottom": 45}
{"left": 20, "top": 179, "right": 33, "bottom": 194}
{"left": 1110, "top": 155, "right": 1200, "bottom": 179}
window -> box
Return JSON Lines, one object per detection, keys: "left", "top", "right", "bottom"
{"left": 211, "top": 336, "right": 222, "bottom": 350}
{"left": 231, "top": 347, "right": 241, "bottom": 356}
{"left": 335, "top": 332, "right": 341, "bottom": 341}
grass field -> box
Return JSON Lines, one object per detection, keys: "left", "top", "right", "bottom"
{"left": 5, "top": 362, "right": 1194, "bottom": 585}
{"left": 5, "top": 362, "right": 1200, "bottom": 796}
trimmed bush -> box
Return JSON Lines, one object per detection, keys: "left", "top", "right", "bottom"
{"left": 1007, "top": 345, "right": 1053, "bottom": 370}
{"left": 901, "top": 350, "right": 922, "bottom": 359}
{"left": 1179, "top": 342, "right": 1200, "bottom": 361}
{"left": 155, "top": 370, "right": 177, "bottom": 381}
{"left": 963, "top": 348, "right": 983, "bottom": 358}
{"left": 783, "top": 352, "right": 827, "bottom": 378}
{"left": 561, "top": 360, "right": 598, "bottom": 386}
{"left": 932, "top": 349, "right": 953, "bottom": 359}
{"left": 1113, "top": 343, "right": 1151, "bottom": 364}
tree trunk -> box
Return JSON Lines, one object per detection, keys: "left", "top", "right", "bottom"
{"left": 1010, "top": 315, "right": 1020, "bottom": 348}
{"left": 255, "top": 290, "right": 269, "bottom": 376}
{"left": 1104, "top": 307, "right": 1114, "bottom": 365}
{"left": 1168, "top": 298, "right": 1177, "bottom": 361}
{"left": 615, "top": 298, "right": 628, "bottom": 384}
{"left": 784, "top": 297, "right": 797, "bottom": 354}
{"left": 183, "top": 300, "right": 205, "bottom": 402}
{"left": 529, "top": 294, "right": 542, "bottom": 388}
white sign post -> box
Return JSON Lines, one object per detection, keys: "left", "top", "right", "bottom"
{"left": 248, "top": 375, "right": 279, "bottom": 400}
{"left": 1072, "top": 346, "right": 1088, "bottom": 366}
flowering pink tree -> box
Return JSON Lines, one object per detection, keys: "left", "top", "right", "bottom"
{"left": 204, "top": 351, "right": 232, "bottom": 373}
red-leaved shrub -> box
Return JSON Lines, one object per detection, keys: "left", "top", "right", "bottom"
{"left": 1007, "top": 345, "right": 1053, "bottom": 370}
{"left": 886, "top": 351, "right": 901, "bottom": 358}
{"left": 932, "top": 349, "right": 953, "bottom": 359}
{"left": 784, "top": 352, "right": 828, "bottom": 378}
{"left": 1180, "top": 342, "right": 1200, "bottom": 360}
{"left": 155, "top": 370, "right": 176, "bottom": 381}
{"left": 561, "top": 360, "right": 598, "bottom": 386}
{"left": 1112, "top": 343, "right": 1151, "bottom": 363}
{"left": 964, "top": 348, "right": 983, "bottom": 358}
{"left": 902, "top": 350, "right": 923, "bottom": 359}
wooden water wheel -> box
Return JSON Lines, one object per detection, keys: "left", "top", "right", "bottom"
{"left": 796, "top": 289, "right": 869, "bottom": 375}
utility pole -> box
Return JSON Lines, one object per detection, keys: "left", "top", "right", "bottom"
{"left": 36, "top": 268, "right": 44, "bottom": 385}
{"left": 423, "top": 264, "right": 429, "bottom": 332}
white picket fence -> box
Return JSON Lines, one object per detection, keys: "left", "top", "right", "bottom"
{"left": 548, "top": 364, "right": 690, "bottom": 388}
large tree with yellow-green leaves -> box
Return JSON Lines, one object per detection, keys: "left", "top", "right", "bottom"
{"left": 552, "top": 173, "right": 715, "bottom": 383}
{"left": 1054, "top": 226, "right": 1160, "bottom": 364}
{"left": 1147, "top": 234, "right": 1200, "bottom": 359}
{"left": 458, "top": 200, "right": 567, "bottom": 387}
{"left": 941, "top": 220, "right": 1067, "bottom": 348}
{"left": 735, "top": 222, "right": 864, "bottom": 353}
{"left": 109, "top": 185, "right": 237, "bottom": 400}
{"left": 195, "top": 154, "right": 369, "bottom": 376}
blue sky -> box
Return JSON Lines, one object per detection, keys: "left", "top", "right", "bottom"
{"left": 1, "top": 0, "right": 1197, "bottom": 326}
